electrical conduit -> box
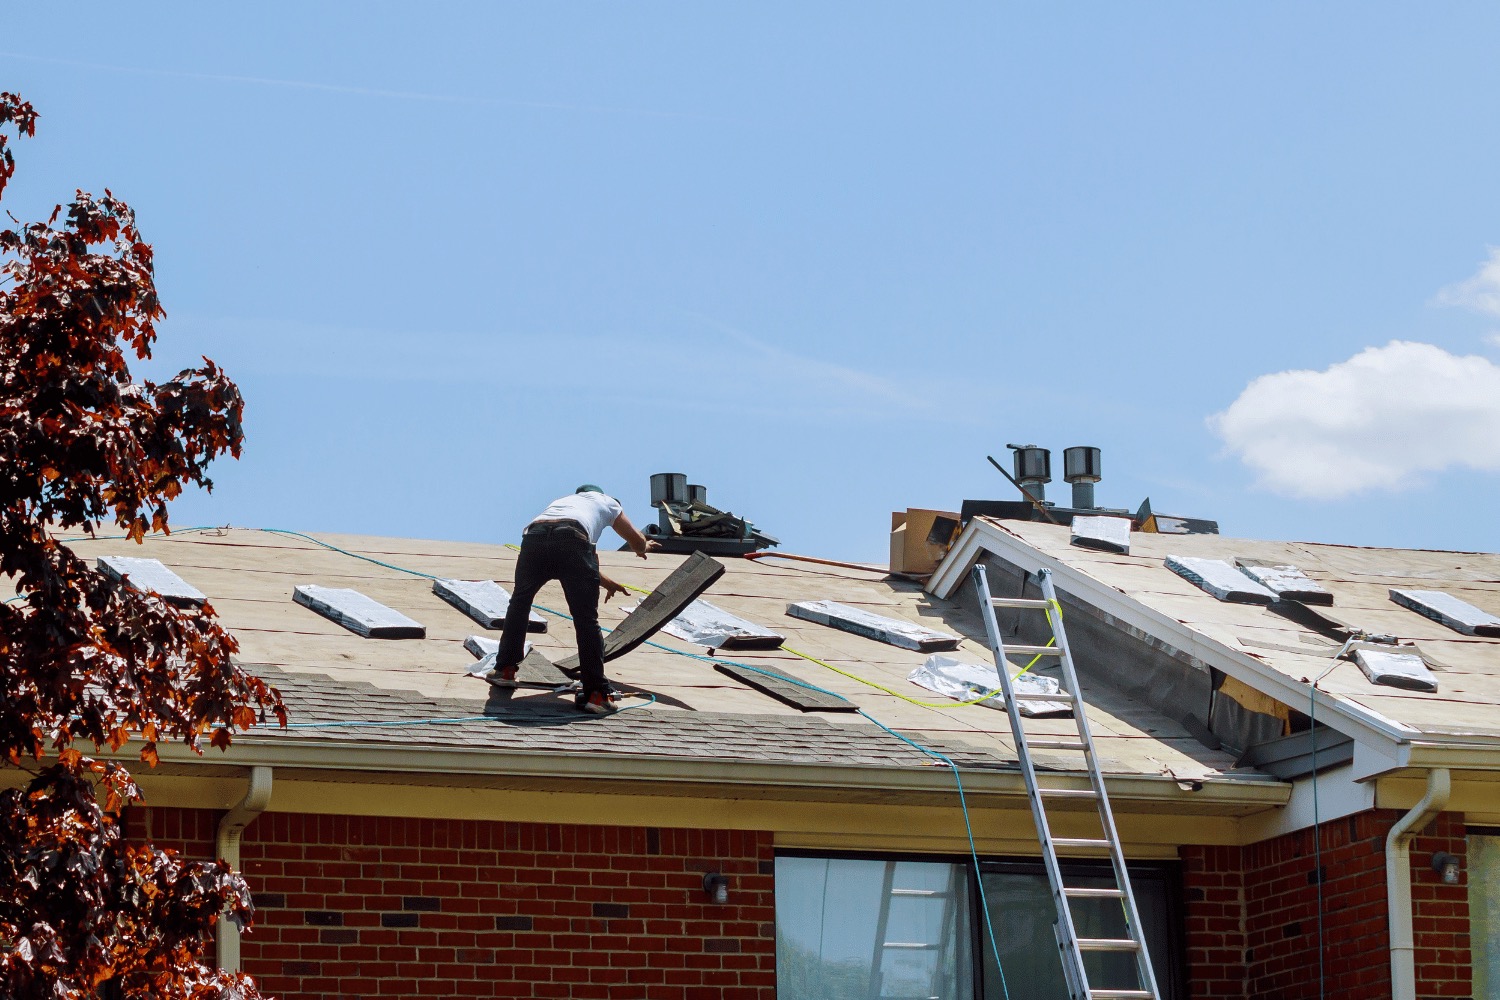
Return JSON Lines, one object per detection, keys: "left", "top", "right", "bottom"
{"left": 216, "top": 765, "right": 273, "bottom": 973}
{"left": 1385, "top": 767, "right": 1449, "bottom": 1000}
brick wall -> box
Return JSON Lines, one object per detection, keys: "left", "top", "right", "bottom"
{"left": 127, "top": 807, "right": 776, "bottom": 1000}
{"left": 1181, "top": 810, "right": 1471, "bottom": 1000}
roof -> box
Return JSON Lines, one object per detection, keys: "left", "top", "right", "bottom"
{"left": 24, "top": 526, "right": 1263, "bottom": 787}
{"left": 931, "top": 517, "right": 1500, "bottom": 761}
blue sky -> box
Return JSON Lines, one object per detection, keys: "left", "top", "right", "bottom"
{"left": 6, "top": 4, "right": 1500, "bottom": 561}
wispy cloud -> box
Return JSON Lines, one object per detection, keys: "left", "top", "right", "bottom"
{"left": 0, "top": 51, "right": 717, "bottom": 121}
{"left": 1208, "top": 340, "right": 1500, "bottom": 499}
{"left": 1432, "top": 247, "right": 1500, "bottom": 317}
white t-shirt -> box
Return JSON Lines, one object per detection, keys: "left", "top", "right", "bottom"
{"left": 531, "top": 492, "right": 624, "bottom": 545}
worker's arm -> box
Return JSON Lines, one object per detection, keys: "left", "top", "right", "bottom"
{"left": 598, "top": 570, "right": 631, "bottom": 602}
{"left": 613, "top": 511, "right": 661, "bottom": 558}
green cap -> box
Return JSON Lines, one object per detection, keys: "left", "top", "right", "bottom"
{"left": 576, "top": 484, "right": 605, "bottom": 495}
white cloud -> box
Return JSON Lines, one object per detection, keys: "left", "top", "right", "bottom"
{"left": 1208, "top": 341, "right": 1500, "bottom": 499}
{"left": 1433, "top": 247, "right": 1500, "bottom": 317}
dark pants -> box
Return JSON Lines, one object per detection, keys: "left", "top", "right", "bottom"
{"left": 496, "top": 521, "right": 608, "bottom": 695}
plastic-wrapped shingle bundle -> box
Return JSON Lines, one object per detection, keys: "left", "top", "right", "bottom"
{"left": 661, "top": 599, "right": 785, "bottom": 650}
{"left": 1388, "top": 589, "right": 1500, "bottom": 637}
{"left": 1165, "top": 556, "right": 1276, "bottom": 604}
{"left": 1352, "top": 647, "right": 1438, "bottom": 692}
{"left": 97, "top": 556, "right": 206, "bottom": 607}
{"left": 1070, "top": 515, "right": 1131, "bottom": 555}
{"left": 433, "top": 578, "right": 547, "bottom": 631}
{"left": 786, "top": 600, "right": 960, "bottom": 652}
{"left": 1234, "top": 559, "right": 1333, "bottom": 606}
{"left": 293, "top": 585, "right": 425, "bottom": 639}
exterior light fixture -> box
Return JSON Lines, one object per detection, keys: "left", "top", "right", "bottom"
{"left": 702, "top": 872, "right": 729, "bottom": 905}
{"left": 1430, "top": 851, "right": 1461, "bottom": 885}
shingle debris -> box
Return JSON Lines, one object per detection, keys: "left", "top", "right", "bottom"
{"left": 97, "top": 556, "right": 206, "bottom": 607}
{"left": 1165, "top": 555, "right": 1276, "bottom": 605}
{"left": 293, "top": 585, "right": 426, "bottom": 639}
{"left": 1388, "top": 588, "right": 1500, "bottom": 638}
{"left": 786, "top": 600, "right": 960, "bottom": 652}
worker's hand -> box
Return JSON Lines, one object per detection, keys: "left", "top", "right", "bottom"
{"left": 639, "top": 539, "right": 663, "bottom": 558}
{"left": 601, "top": 578, "right": 630, "bottom": 601}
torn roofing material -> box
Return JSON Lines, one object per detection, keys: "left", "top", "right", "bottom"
{"left": 433, "top": 578, "right": 547, "bottom": 632}
{"left": 786, "top": 600, "right": 961, "bottom": 652}
{"left": 1389, "top": 588, "right": 1500, "bottom": 638}
{"left": 293, "top": 585, "right": 426, "bottom": 639}
{"left": 1165, "top": 555, "right": 1277, "bottom": 605}
{"left": 97, "top": 555, "right": 206, "bottom": 606}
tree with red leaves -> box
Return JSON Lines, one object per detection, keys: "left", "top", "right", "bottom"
{"left": 1, "top": 92, "right": 285, "bottom": 999}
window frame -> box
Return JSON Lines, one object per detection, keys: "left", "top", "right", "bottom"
{"left": 774, "top": 849, "right": 1187, "bottom": 1000}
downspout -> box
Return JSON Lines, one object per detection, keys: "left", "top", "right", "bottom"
{"left": 215, "top": 765, "right": 273, "bottom": 973}
{"left": 1385, "top": 767, "right": 1449, "bottom": 1000}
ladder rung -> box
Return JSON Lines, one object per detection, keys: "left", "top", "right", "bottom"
{"left": 1091, "top": 991, "right": 1154, "bottom": 999}
{"left": 1011, "top": 690, "right": 1074, "bottom": 703}
{"left": 1038, "top": 787, "right": 1099, "bottom": 799}
{"left": 1064, "top": 886, "right": 1126, "bottom": 899}
{"left": 990, "top": 597, "right": 1053, "bottom": 610}
{"left": 1052, "top": 837, "right": 1114, "bottom": 850}
{"left": 889, "top": 888, "right": 944, "bottom": 897}
{"left": 1029, "top": 738, "right": 1089, "bottom": 751}
{"left": 1003, "top": 644, "right": 1063, "bottom": 657}
{"left": 1076, "top": 938, "right": 1142, "bottom": 952}
{"left": 881, "top": 942, "right": 939, "bottom": 950}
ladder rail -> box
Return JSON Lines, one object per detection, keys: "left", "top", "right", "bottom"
{"left": 1038, "top": 570, "right": 1162, "bottom": 1000}
{"left": 973, "top": 564, "right": 1162, "bottom": 1000}
{"left": 973, "top": 564, "right": 1093, "bottom": 997}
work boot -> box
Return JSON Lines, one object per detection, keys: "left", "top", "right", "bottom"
{"left": 490, "top": 663, "right": 520, "bottom": 689}
{"left": 576, "top": 688, "right": 619, "bottom": 715}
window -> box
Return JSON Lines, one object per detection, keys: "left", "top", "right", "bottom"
{"left": 1472, "top": 833, "right": 1500, "bottom": 999}
{"left": 775, "top": 854, "right": 1181, "bottom": 1000}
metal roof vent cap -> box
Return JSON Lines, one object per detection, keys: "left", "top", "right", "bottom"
{"left": 687, "top": 483, "right": 707, "bottom": 506}
{"left": 1007, "top": 444, "right": 1051, "bottom": 503}
{"left": 1064, "top": 446, "right": 1102, "bottom": 510}
{"left": 650, "top": 473, "right": 689, "bottom": 507}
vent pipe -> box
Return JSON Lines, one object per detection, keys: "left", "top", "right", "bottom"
{"left": 687, "top": 483, "right": 707, "bottom": 506}
{"left": 1064, "top": 446, "right": 1102, "bottom": 510}
{"left": 649, "top": 472, "right": 689, "bottom": 507}
{"left": 1007, "top": 444, "right": 1051, "bottom": 504}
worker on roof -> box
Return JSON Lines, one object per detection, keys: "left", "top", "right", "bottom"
{"left": 492, "top": 485, "right": 660, "bottom": 715}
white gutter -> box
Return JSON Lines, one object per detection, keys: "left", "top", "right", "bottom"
{"left": 1385, "top": 767, "right": 1449, "bottom": 1000}
{"left": 216, "top": 765, "right": 272, "bottom": 973}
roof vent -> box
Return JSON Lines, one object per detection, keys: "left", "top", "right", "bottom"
{"left": 1007, "top": 444, "right": 1051, "bottom": 503}
{"left": 643, "top": 473, "right": 779, "bottom": 557}
{"left": 1063, "top": 446, "right": 1102, "bottom": 510}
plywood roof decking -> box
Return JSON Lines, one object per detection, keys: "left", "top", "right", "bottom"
{"left": 983, "top": 519, "right": 1500, "bottom": 740}
{"left": 10, "top": 527, "right": 1256, "bottom": 783}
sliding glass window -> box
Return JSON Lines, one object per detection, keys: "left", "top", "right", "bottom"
{"left": 775, "top": 854, "right": 1181, "bottom": 1000}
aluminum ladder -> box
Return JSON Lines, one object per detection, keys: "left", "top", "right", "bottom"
{"left": 972, "top": 563, "right": 1161, "bottom": 1000}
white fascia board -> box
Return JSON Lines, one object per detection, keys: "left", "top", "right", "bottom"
{"left": 1238, "top": 762, "right": 1376, "bottom": 841}
{"left": 930, "top": 518, "right": 1414, "bottom": 757}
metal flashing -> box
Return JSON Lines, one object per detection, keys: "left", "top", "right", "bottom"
{"left": 1165, "top": 555, "right": 1277, "bottom": 605}
{"left": 785, "top": 600, "right": 961, "bottom": 652}
{"left": 292, "top": 585, "right": 426, "bottom": 639}
{"left": 433, "top": 579, "right": 546, "bottom": 632}
{"left": 1388, "top": 588, "right": 1500, "bottom": 638}
{"left": 97, "top": 556, "right": 206, "bottom": 607}
{"left": 661, "top": 599, "right": 785, "bottom": 650}
{"left": 1234, "top": 559, "right": 1333, "bottom": 606}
